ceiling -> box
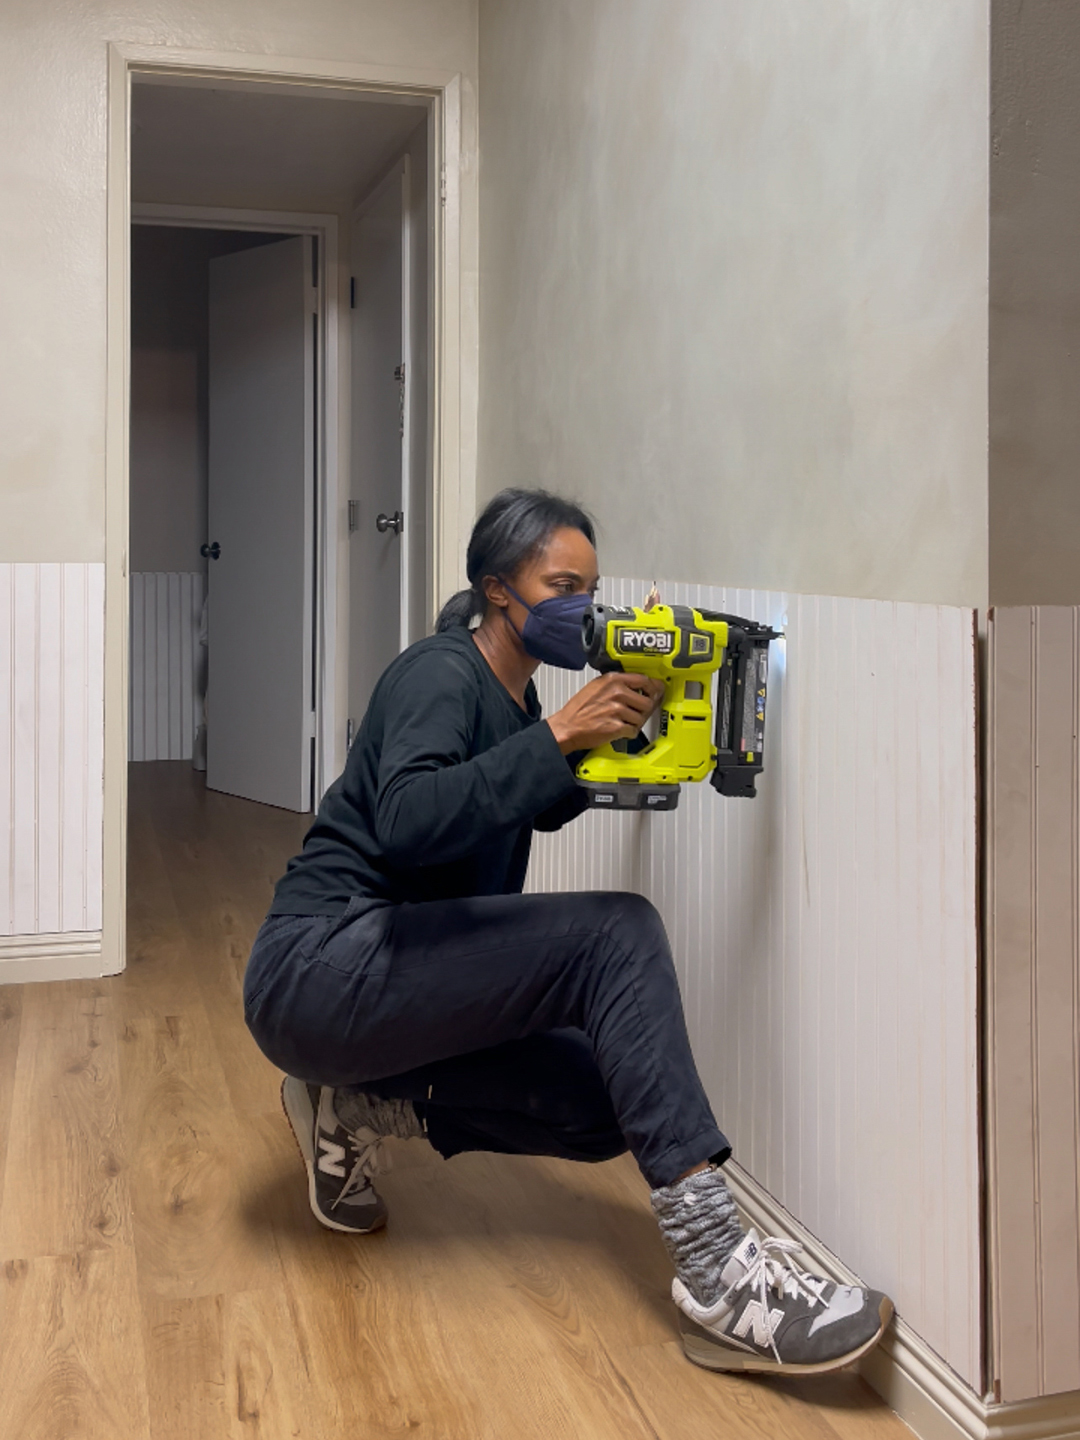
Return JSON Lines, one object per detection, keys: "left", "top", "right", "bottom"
{"left": 131, "top": 80, "right": 428, "bottom": 214}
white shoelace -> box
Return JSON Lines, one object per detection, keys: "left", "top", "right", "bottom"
{"left": 330, "top": 1132, "right": 391, "bottom": 1211}
{"left": 731, "top": 1236, "right": 828, "bottom": 1362}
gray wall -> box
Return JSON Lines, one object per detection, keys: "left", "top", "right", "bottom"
{"left": 129, "top": 228, "right": 285, "bottom": 575}
{"left": 990, "top": 1, "right": 1080, "bottom": 606}
{"left": 130, "top": 226, "right": 211, "bottom": 575}
{"left": 477, "top": 0, "right": 990, "bottom": 607}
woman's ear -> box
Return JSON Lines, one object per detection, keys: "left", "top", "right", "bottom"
{"left": 481, "top": 575, "right": 510, "bottom": 611}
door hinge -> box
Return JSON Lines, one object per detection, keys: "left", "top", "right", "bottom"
{"left": 395, "top": 364, "right": 406, "bottom": 438}
{"left": 350, "top": 276, "right": 356, "bottom": 309}
{"left": 346, "top": 717, "right": 355, "bottom": 751}
{"left": 348, "top": 499, "right": 358, "bottom": 532}
{"left": 440, "top": 164, "right": 447, "bottom": 206}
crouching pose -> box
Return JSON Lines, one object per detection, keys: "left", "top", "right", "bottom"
{"left": 244, "top": 487, "right": 892, "bottom": 1375}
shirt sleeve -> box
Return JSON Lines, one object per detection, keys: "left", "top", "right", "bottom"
{"left": 533, "top": 751, "right": 591, "bottom": 831}
{"left": 373, "top": 648, "right": 579, "bottom": 866}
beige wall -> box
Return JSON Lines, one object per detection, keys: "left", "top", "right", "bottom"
{"left": 477, "top": 0, "right": 990, "bottom": 607}
{"left": 990, "top": 1, "right": 1080, "bottom": 606}
{"left": 0, "top": 0, "right": 477, "bottom": 565}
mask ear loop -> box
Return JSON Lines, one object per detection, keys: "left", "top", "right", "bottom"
{"left": 494, "top": 578, "right": 532, "bottom": 645}
{"left": 500, "top": 579, "right": 534, "bottom": 615}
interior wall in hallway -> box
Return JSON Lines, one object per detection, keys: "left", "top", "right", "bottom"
{"left": 0, "top": 0, "right": 478, "bottom": 567}
{"left": 129, "top": 572, "right": 205, "bottom": 763}
{"left": 130, "top": 226, "right": 213, "bottom": 577}
{"left": 528, "top": 577, "right": 981, "bottom": 1388}
{"left": 990, "top": 1, "right": 1080, "bottom": 606}
{"left": 477, "top": 0, "right": 989, "bottom": 609}
{"left": 0, "top": 564, "right": 104, "bottom": 939}
{"left": 987, "top": 606, "right": 1080, "bottom": 1402}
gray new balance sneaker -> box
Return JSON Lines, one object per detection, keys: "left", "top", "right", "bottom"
{"left": 281, "top": 1077, "right": 388, "bottom": 1234}
{"left": 674, "top": 1229, "right": 893, "bottom": 1375}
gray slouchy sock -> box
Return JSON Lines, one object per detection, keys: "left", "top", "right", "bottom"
{"left": 333, "top": 1088, "right": 426, "bottom": 1141}
{"left": 650, "top": 1166, "right": 746, "bottom": 1307}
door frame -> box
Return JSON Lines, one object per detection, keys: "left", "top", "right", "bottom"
{"left": 350, "top": 156, "right": 415, "bottom": 657}
{"left": 132, "top": 204, "right": 338, "bottom": 817}
{"left": 105, "top": 43, "right": 475, "bottom": 975}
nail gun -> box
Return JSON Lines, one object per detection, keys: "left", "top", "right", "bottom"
{"left": 575, "top": 603, "right": 781, "bottom": 811}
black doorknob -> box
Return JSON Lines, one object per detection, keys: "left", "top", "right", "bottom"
{"left": 201, "top": 542, "right": 221, "bottom": 560}
{"left": 376, "top": 511, "right": 404, "bottom": 535}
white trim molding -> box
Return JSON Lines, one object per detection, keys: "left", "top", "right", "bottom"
{"left": 0, "top": 931, "right": 104, "bottom": 986}
{"left": 725, "top": 1161, "right": 1080, "bottom": 1440}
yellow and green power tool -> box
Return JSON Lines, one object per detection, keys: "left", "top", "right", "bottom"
{"left": 575, "top": 603, "right": 781, "bottom": 810}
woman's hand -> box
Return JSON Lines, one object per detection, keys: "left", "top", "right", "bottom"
{"left": 548, "top": 674, "right": 665, "bottom": 755}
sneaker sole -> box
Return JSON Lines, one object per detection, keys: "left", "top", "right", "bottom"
{"left": 280, "top": 1078, "right": 388, "bottom": 1236}
{"left": 677, "top": 1295, "right": 894, "bottom": 1376}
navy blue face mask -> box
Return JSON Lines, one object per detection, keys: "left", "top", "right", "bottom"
{"left": 502, "top": 582, "right": 592, "bottom": 670}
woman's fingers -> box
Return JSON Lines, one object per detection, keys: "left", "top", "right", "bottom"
{"left": 548, "top": 672, "right": 668, "bottom": 752}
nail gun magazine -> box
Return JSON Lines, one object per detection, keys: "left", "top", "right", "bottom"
{"left": 574, "top": 600, "right": 781, "bottom": 811}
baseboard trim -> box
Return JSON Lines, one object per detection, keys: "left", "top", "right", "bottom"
{"left": 723, "top": 1161, "right": 1080, "bottom": 1440}
{"left": 0, "top": 930, "right": 104, "bottom": 985}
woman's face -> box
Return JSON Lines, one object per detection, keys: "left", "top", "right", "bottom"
{"left": 495, "top": 526, "right": 600, "bottom": 621}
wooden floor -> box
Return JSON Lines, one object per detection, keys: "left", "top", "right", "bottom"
{"left": 0, "top": 762, "right": 912, "bottom": 1439}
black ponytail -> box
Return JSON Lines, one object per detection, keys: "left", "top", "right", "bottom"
{"left": 436, "top": 587, "right": 484, "bottom": 631}
{"left": 435, "top": 488, "right": 596, "bottom": 632}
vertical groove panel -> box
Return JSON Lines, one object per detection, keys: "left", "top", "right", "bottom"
{"left": 61, "top": 565, "right": 89, "bottom": 931}
{"left": 0, "top": 563, "right": 104, "bottom": 939}
{"left": 0, "top": 567, "right": 13, "bottom": 935}
{"left": 35, "top": 565, "right": 62, "bottom": 934}
{"left": 127, "top": 573, "right": 205, "bottom": 763}
{"left": 529, "top": 577, "right": 980, "bottom": 1387}
{"left": 989, "top": 606, "right": 1080, "bottom": 1401}
{"left": 11, "top": 565, "right": 38, "bottom": 934}
{"left": 83, "top": 564, "right": 104, "bottom": 932}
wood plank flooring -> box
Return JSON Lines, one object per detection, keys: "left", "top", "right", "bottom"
{"left": 0, "top": 762, "right": 912, "bottom": 1439}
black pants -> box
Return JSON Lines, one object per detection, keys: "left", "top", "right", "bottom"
{"left": 243, "top": 890, "right": 729, "bottom": 1189}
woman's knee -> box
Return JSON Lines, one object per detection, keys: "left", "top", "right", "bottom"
{"left": 601, "top": 891, "right": 671, "bottom": 959}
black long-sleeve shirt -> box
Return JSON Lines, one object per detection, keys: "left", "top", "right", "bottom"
{"left": 269, "top": 628, "right": 588, "bottom": 915}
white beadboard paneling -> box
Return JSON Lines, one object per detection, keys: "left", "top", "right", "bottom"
{"left": 0, "top": 563, "right": 105, "bottom": 940}
{"left": 0, "top": 569, "right": 10, "bottom": 941}
{"left": 128, "top": 572, "right": 205, "bottom": 763}
{"left": 987, "top": 607, "right": 1080, "bottom": 1403}
{"left": 528, "top": 578, "right": 980, "bottom": 1388}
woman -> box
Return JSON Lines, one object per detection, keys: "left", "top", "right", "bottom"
{"left": 244, "top": 488, "right": 891, "bottom": 1376}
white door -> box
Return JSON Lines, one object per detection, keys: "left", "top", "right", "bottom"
{"left": 349, "top": 160, "right": 413, "bottom": 725}
{"left": 206, "top": 235, "right": 315, "bottom": 812}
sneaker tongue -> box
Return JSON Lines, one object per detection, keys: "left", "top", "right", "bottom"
{"left": 720, "top": 1228, "right": 763, "bottom": 1288}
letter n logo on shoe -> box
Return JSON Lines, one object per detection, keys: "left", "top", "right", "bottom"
{"left": 318, "top": 1138, "right": 346, "bottom": 1178}
{"left": 734, "top": 1300, "right": 784, "bottom": 1349}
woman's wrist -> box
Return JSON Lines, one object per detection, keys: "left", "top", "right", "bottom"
{"left": 547, "top": 715, "right": 577, "bottom": 755}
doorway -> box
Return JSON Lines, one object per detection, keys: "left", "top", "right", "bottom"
{"left": 117, "top": 67, "right": 446, "bottom": 968}
{"left": 129, "top": 224, "right": 316, "bottom": 810}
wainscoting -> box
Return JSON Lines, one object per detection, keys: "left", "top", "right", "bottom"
{"left": 528, "top": 578, "right": 982, "bottom": 1389}
{"left": 987, "top": 607, "right": 1080, "bottom": 1404}
{"left": 129, "top": 572, "right": 205, "bottom": 763}
{"left": 0, "top": 563, "right": 105, "bottom": 950}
